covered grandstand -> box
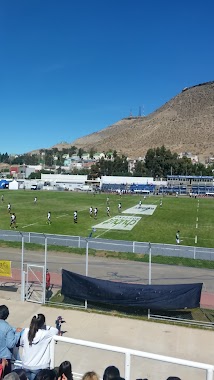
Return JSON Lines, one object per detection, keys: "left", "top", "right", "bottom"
{"left": 100, "top": 175, "right": 156, "bottom": 193}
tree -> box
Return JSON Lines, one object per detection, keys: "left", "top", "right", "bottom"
{"left": 78, "top": 148, "right": 84, "bottom": 159}
{"left": 133, "top": 161, "right": 147, "bottom": 176}
{"left": 89, "top": 147, "right": 96, "bottom": 159}
{"left": 68, "top": 146, "right": 77, "bottom": 156}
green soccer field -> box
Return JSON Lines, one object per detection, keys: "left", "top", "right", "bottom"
{"left": 0, "top": 190, "right": 213, "bottom": 248}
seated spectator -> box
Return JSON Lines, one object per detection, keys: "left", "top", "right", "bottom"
{"left": 58, "top": 361, "right": 73, "bottom": 380}
{"left": 103, "top": 366, "right": 120, "bottom": 380}
{"left": 0, "top": 305, "right": 22, "bottom": 375}
{"left": 20, "top": 313, "right": 58, "bottom": 380}
{"left": 166, "top": 378, "right": 181, "bottom": 380}
{"left": 82, "top": 372, "right": 99, "bottom": 380}
{"left": 12, "top": 369, "right": 28, "bottom": 380}
{"left": 35, "top": 369, "right": 57, "bottom": 380}
{"left": 0, "top": 359, "right": 8, "bottom": 379}
{"left": 3, "top": 373, "right": 20, "bottom": 380}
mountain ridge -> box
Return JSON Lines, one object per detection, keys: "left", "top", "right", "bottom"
{"left": 32, "top": 81, "right": 214, "bottom": 160}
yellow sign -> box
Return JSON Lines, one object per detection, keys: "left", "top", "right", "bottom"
{"left": 0, "top": 261, "right": 12, "bottom": 277}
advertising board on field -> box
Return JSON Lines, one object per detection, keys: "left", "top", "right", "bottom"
{"left": 122, "top": 204, "right": 157, "bottom": 215}
{"left": 93, "top": 215, "right": 141, "bottom": 231}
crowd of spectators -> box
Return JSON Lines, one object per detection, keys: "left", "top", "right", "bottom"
{"left": 0, "top": 304, "right": 181, "bottom": 380}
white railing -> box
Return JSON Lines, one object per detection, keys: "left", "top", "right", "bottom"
{"left": 50, "top": 336, "right": 214, "bottom": 380}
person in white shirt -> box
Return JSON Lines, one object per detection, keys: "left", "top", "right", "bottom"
{"left": 47, "top": 212, "right": 51, "bottom": 225}
{"left": 20, "top": 313, "right": 58, "bottom": 380}
{"left": 107, "top": 206, "right": 110, "bottom": 217}
{"left": 89, "top": 207, "right": 93, "bottom": 217}
{"left": 94, "top": 207, "right": 98, "bottom": 219}
{"left": 7, "top": 203, "right": 11, "bottom": 213}
{"left": 10, "top": 213, "right": 17, "bottom": 229}
{"left": 73, "top": 211, "right": 78, "bottom": 223}
{"left": 176, "top": 230, "right": 180, "bottom": 244}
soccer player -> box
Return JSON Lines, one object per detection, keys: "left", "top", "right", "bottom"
{"left": 160, "top": 199, "right": 163, "bottom": 207}
{"left": 107, "top": 206, "right": 111, "bottom": 217}
{"left": 47, "top": 211, "right": 51, "bottom": 225}
{"left": 106, "top": 197, "right": 109, "bottom": 205}
{"left": 7, "top": 203, "right": 11, "bottom": 213}
{"left": 176, "top": 230, "right": 180, "bottom": 244}
{"left": 139, "top": 200, "right": 142, "bottom": 208}
{"left": 1, "top": 194, "right": 4, "bottom": 203}
{"left": 34, "top": 196, "right": 37, "bottom": 204}
{"left": 74, "top": 210, "right": 78, "bottom": 223}
{"left": 89, "top": 206, "right": 93, "bottom": 217}
{"left": 94, "top": 207, "right": 98, "bottom": 219}
{"left": 10, "top": 213, "right": 17, "bottom": 229}
{"left": 118, "top": 202, "right": 122, "bottom": 213}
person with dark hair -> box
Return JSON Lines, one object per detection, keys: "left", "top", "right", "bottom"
{"left": 0, "top": 305, "right": 22, "bottom": 376}
{"left": 58, "top": 361, "right": 73, "bottom": 380}
{"left": 12, "top": 369, "right": 28, "bottom": 380}
{"left": 20, "top": 313, "right": 58, "bottom": 380}
{"left": 35, "top": 369, "right": 57, "bottom": 380}
{"left": 103, "top": 366, "right": 120, "bottom": 380}
{"left": 166, "top": 377, "right": 181, "bottom": 380}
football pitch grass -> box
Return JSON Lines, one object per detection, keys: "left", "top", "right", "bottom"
{"left": 0, "top": 190, "right": 213, "bottom": 248}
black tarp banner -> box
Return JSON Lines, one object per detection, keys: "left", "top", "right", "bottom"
{"left": 62, "top": 269, "right": 202, "bottom": 310}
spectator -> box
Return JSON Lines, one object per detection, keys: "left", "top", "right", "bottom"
{"left": 12, "top": 369, "right": 28, "bottom": 380}
{"left": 0, "top": 359, "right": 8, "bottom": 379}
{"left": 0, "top": 305, "right": 22, "bottom": 375}
{"left": 35, "top": 369, "right": 57, "bottom": 380}
{"left": 58, "top": 361, "right": 73, "bottom": 380}
{"left": 166, "top": 377, "right": 181, "bottom": 380}
{"left": 82, "top": 371, "right": 99, "bottom": 380}
{"left": 103, "top": 366, "right": 120, "bottom": 380}
{"left": 46, "top": 269, "right": 51, "bottom": 291}
{"left": 20, "top": 313, "right": 58, "bottom": 380}
{"left": 55, "top": 316, "right": 65, "bottom": 337}
{"left": 4, "top": 373, "right": 20, "bottom": 380}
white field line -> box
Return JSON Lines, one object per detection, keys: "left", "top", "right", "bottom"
{"left": 22, "top": 222, "right": 39, "bottom": 228}
{"left": 95, "top": 228, "right": 114, "bottom": 239}
{"left": 56, "top": 214, "right": 69, "bottom": 219}
{"left": 182, "top": 236, "right": 195, "bottom": 240}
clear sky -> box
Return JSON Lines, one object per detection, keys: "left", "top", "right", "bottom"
{"left": 0, "top": 0, "right": 214, "bottom": 154}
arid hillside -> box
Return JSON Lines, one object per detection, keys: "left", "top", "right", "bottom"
{"left": 40, "top": 81, "right": 214, "bottom": 160}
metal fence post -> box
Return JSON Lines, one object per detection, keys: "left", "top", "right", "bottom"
{"left": 43, "top": 234, "right": 47, "bottom": 304}
{"left": 85, "top": 239, "right": 89, "bottom": 310}
{"left": 148, "top": 242, "right": 152, "bottom": 320}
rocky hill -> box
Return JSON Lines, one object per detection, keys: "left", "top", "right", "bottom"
{"left": 42, "top": 81, "right": 214, "bottom": 160}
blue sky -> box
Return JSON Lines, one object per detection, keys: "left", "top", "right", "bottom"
{"left": 0, "top": 0, "right": 214, "bottom": 154}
